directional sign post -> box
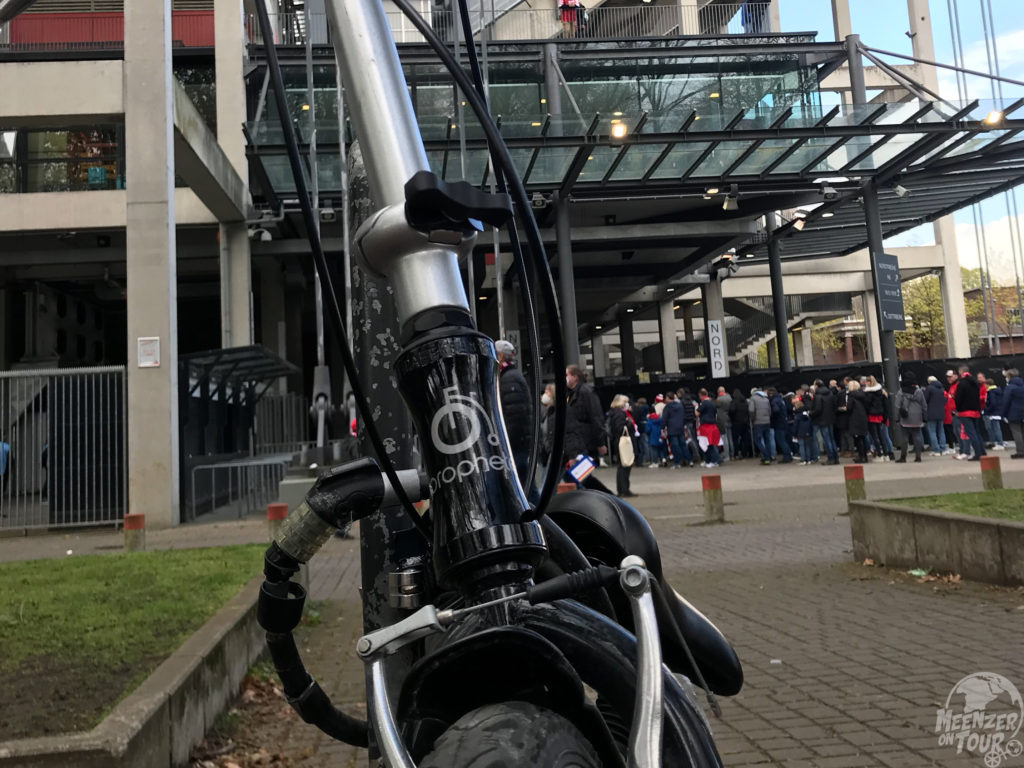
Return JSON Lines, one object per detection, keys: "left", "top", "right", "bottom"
{"left": 874, "top": 252, "right": 906, "bottom": 332}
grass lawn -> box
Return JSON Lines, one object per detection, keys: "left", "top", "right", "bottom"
{"left": 896, "top": 488, "right": 1024, "bottom": 522}
{"left": 0, "top": 543, "right": 265, "bottom": 739}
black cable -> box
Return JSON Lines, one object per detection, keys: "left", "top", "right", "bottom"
{"left": 452, "top": 2, "right": 544, "bottom": 498}
{"left": 253, "top": 0, "right": 431, "bottom": 547}
{"left": 650, "top": 579, "right": 721, "bottom": 718}
{"left": 391, "top": 0, "right": 567, "bottom": 515}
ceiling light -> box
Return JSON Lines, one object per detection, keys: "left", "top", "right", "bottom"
{"left": 793, "top": 218, "right": 806, "bottom": 231}
{"left": 626, "top": 308, "right": 635, "bottom": 313}
{"left": 722, "top": 194, "right": 738, "bottom": 211}
{"left": 745, "top": 253, "right": 756, "bottom": 258}
{"left": 531, "top": 121, "right": 542, "bottom": 127}
{"left": 301, "top": 104, "right": 310, "bottom": 111}
{"left": 984, "top": 110, "right": 1004, "bottom": 126}
{"left": 673, "top": 305, "right": 680, "bottom": 311}
{"left": 595, "top": 325, "right": 602, "bottom": 330}
{"left": 667, "top": 287, "right": 675, "bottom": 292}
{"left": 709, "top": 92, "right": 720, "bottom": 99}
{"left": 821, "top": 211, "right": 834, "bottom": 218}
{"left": 478, "top": 295, "right": 487, "bottom": 300}
{"left": 613, "top": 111, "right": 623, "bottom": 116}
{"left": 705, "top": 186, "right": 720, "bottom": 195}
{"left": 611, "top": 123, "right": 628, "bottom": 140}
{"left": 540, "top": 98, "right": 547, "bottom": 104}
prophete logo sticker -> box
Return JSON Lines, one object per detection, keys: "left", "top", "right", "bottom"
{"left": 428, "top": 386, "right": 508, "bottom": 494}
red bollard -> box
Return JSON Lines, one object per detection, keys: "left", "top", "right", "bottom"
{"left": 701, "top": 474, "right": 724, "bottom": 523}
{"left": 980, "top": 455, "right": 1003, "bottom": 491}
{"left": 267, "top": 502, "right": 288, "bottom": 540}
{"left": 844, "top": 464, "right": 866, "bottom": 501}
{"left": 123, "top": 513, "right": 146, "bottom": 552}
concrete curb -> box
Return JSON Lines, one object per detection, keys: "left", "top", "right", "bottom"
{"left": 848, "top": 500, "right": 1024, "bottom": 585}
{"left": 0, "top": 576, "right": 265, "bottom": 768}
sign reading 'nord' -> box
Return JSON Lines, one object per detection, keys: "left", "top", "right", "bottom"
{"left": 874, "top": 252, "right": 906, "bottom": 332}
{"left": 707, "top": 320, "right": 727, "bottom": 378}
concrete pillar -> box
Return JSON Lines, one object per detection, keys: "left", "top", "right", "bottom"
{"left": 592, "top": 333, "right": 608, "bottom": 378}
{"left": 831, "top": 0, "right": 851, "bottom": 41}
{"left": 845, "top": 333, "right": 854, "bottom": 363}
{"left": 678, "top": 0, "right": 699, "bottom": 35}
{"left": 767, "top": 340, "right": 778, "bottom": 368}
{"left": 767, "top": 0, "right": 781, "bottom": 33}
{"left": 938, "top": 247, "right": 971, "bottom": 357}
{"left": 659, "top": 299, "right": 679, "bottom": 374}
{"left": 618, "top": 313, "right": 636, "bottom": 377}
{"left": 216, "top": 0, "right": 252, "bottom": 348}
{"left": 125, "top": 0, "right": 180, "bottom": 528}
{"left": 682, "top": 303, "right": 694, "bottom": 343}
{"left": 906, "top": 0, "right": 939, "bottom": 92}
{"left": 863, "top": 291, "right": 882, "bottom": 362}
{"left": 219, "top": 224, "right": 253, "bottom": 347}
{"left": 702, "top": 278, "right": 729, "bottom": 379}
{"left": 795, "top": 321, "right": 814, "bottom": 367}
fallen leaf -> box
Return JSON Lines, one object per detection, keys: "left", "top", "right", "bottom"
{"left": 863, "top": 558, "right": 875, "bottom": 566}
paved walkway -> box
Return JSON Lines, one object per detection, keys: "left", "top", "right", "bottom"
{"left": 3, "top": 458, "right": 1023, "bottom": 767}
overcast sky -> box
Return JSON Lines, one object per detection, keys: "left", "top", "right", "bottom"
{"left": 777, "top": 0, "right": 1024, "bottom": 284}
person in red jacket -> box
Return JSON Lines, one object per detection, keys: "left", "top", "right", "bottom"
{"left": 954, "top": 365, "right": 986, "bottom": 460}
{"left": 943, "top": 386, "right": 956, "bottom": 453}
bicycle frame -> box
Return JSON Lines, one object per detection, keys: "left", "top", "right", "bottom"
{"left": 253, "top": 0, "right": 732, "bottom": 763}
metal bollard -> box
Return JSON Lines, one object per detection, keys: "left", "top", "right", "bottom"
{"left": 701, "top": 474, "right": 724, "bottom": 523}
{"left": 267, "top": 502, "right": 288, "bottom": 540}
{"left": 843, "top": 464, "right": 866, "bottom": 510}
{"left": 123, "top": 513, "right": 146, "bottom": 552}
{"left": 980, "top": 455, "right": 1003, "bottom": 490}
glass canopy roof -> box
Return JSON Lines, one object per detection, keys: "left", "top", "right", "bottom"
{"left": 247, "top": 99, "right": 1019, "bottom": 192}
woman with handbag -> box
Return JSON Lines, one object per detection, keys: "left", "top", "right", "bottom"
{"left": 608, "top": 394, "right": 637, "bottom": 498}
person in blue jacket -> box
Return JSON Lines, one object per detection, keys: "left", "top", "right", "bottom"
{"left": 767, "top": 387, "right": 793, "bottom": 463}
{"left": 923, "top": 375, "right": 948, "bottom": 455}
{"left": 983, "top": 378, "right": 1005, "bottom": 449}
{"left": 1000, "top": 369, "right": 1024, "bottom": 458}
{"left": 646, "top": 411, "right": 667, "bottom": 467}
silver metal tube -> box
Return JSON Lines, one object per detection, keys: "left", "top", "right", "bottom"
{"left": 323, "top": 0, "right": 429, "bottom": 207}
{"left": 621, "top": 561, "right": 663, "bottom": 768}
{"left": 370, "top": 660, "right": 417, "bottom": 768}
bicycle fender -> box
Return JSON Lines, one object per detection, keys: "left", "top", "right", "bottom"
{"left": 396, "top": 625, "right": 621, "bottom": 765}
{"left": 521, "top": 599, "right": 725, "bottom": 768}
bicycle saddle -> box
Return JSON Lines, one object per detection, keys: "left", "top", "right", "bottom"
{"left": 544, "top": 489, "right": 744, "bottom": 696}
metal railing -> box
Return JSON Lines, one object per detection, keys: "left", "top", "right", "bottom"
{"left": 0, "top": 3, "right": 770, "bottom": 53}
{"left": 254, "top": 392, "right": 309, "bottom": 456}
{"left": 244, "top": 3, "right": 772, "bottom": 46}
{"left": 188, "top": 454, "right": 290, "bottom": 521}
{"left": 0, "top": 10, "right": 214, "bottom": 52}
{"left": 0, "top": 366, "right": 126, "bottom": 530}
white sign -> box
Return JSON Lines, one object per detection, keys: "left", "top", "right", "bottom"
{"left": 137, "top": 337, "right": 161, "bottom": 368}
{"left": 707, "top": 320, "right": 727, "bottom": 378}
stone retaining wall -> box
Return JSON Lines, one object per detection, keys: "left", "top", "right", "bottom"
{"left": 0, "top": 577, "right": 264, "bottom": 768}
{"left": 848, "top": 501, "right": 1024, "bottom": 586}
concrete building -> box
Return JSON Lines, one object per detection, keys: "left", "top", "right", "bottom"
{"left": 1, "top": 0, "right": 1021, "bottom": 528}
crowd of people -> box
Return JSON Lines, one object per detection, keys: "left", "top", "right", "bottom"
{"left": 494, "top": 339, "right": 1024, "bottom": 500}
